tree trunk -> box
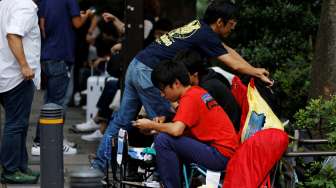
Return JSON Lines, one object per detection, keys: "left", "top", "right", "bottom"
{"left": 310, "top": 0, "right": 336, "bottom": 98}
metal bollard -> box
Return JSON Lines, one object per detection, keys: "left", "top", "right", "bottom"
{"left": 69, "top": 167, "right": 104, "bottom": 188}
{"left": 39, "top": 103, "right": 64, "bottom": 188}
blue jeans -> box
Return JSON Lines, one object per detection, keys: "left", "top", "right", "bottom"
{"left": 0, "top": 80, "right": 35, "bottom": 173}
{"left": 34, "top": 60, "right": 71, "bottom": 143}
{"left": 155, "top": 133, "right": 229, "bottom": 188}
{"left": 92, "top": 58, "right": 174, "bottom": 171}
{"left": 96, "top": 79, "right": 120, "bottom": 121}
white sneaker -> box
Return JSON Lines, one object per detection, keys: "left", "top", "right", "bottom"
{"left": 80, "top": 89, "right": 87, "bottom": 95}
{"left": 81, "top": 130, "right": 103, "bottom": 141}
{"left": 74, "top": 119, "right": 99, "bottom": 132}
{"left": 31, "top": 143, "right": 77, "bottom": 155}
{"left": 63, "top": 138, "right": 77, "bottom": 148}
{"left": 63, "top": 144, "right": 77, "bottom": 155}
{"left": 31, "top": 143, "right": 40, "bottom": 156}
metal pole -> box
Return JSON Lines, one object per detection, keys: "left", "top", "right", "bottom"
{"left": 0, "top": 106, "right": 2, "bottom": 143}
{"left": 299, "top": 139, "right": 329, "bottom": 144}
{"left": 120, "top": 0, "right": 144, "bottom": 95}
{"left": 39, "top": 103, "right": 64, "bottom": 188}
{"left": 285, "top": 151, "right": 336, "bottom": 157}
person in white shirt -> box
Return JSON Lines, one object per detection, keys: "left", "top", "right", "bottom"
{"left": 0, "top": 0, "right": 41, "bottom": 184}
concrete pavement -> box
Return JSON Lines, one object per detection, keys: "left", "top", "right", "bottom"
{"left": 0, "top": 90, "right": 99, "bottom": 187}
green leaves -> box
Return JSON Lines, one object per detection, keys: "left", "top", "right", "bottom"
{"left": 293, "top": 95, "right": 336, "bottom": 152}
{"left": 305, "top": 165, "right": 336, "bottom": 188}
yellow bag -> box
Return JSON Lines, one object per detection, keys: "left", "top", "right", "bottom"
{"left": 241, "top": 81, "right": 284, "bottom": 142}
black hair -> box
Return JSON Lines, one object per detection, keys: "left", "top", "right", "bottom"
{"left": 98, "top": 20, "right": 119, "bottom": 38}
{"left": 155, "top": 18, "right": 173, "bottom": 31}
{"left": 95, "top": 35, "right": 114, "bottom": 57}
{"left": 203, "top": 0, "right": 239, "bottom": 25}
{"left": 151, "top": 60, "right": 190, "bottom": 90}
{"left": 173, "top": 49, "right": 208, "bottom": 77}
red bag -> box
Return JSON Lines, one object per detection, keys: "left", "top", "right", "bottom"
{"left": 223, "top": 128, "right": 288, "bottom": 188}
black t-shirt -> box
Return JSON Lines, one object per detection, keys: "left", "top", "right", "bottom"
{"left": 135, "top": 20, "right": 227, "bottom": 68}
{"left": 200, "top": 69, "right": 241, "bottom": 132}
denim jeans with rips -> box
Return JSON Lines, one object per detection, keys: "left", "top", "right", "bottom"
{"left": 92, "top": 58, "right": 174, "bottom": 172}
{"left": 0, "top": 80, "right": 35, "bottom": 173}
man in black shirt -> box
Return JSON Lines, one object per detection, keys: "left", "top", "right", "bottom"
{"left": 175, "top": 49, "right": 241, "bottom": 132}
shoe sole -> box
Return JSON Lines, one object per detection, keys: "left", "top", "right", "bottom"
{"left": 1, "top": 177, "right": 38, "bottom": 184}
{"left": 69, "top": 126, "right": 96, "bottom": 134}
{"left": 81, "top": 137, "right": 102, "bottom": 142}
{"left": 31, "top": 152, "right": 40, "bottom": 156}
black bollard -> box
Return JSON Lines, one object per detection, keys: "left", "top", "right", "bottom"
{"left": 39, "top": 103, "right": 64, "bottom": 188}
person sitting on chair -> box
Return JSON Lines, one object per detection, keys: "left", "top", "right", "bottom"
{"left": 175, "top": 49, "right": 241, "bottom": 132}
{"left": 133, "top": 60, "right": 239, "bottom": 188}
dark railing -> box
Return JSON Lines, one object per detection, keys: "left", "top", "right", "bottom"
{"left": 285, "top": 130, "right": 336, "bottom": 157}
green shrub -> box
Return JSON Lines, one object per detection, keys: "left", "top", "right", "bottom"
{"left": 288, "top": 96, "right": 336, "bottom": 187}
{"left": 293, "top": 95, "right": 336, "bottom": 147}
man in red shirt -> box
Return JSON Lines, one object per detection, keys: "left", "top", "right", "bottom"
{"left": 133, "top": 60, "right": 238, "bottom": 188}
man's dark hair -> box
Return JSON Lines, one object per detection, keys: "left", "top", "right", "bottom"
{"left": 173, "top": 49, "right": 208, "bottom": 77}
{"left": 155, "top": 18, "right": 173, "bottom": 31}
{"left": 151, "top": 60, "right": 190, "bottom": 90}
{"left": 203, "top": 0, "right": 239, "bottom": 25}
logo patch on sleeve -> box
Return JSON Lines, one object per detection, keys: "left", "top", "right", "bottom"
{"left": 201, "top": 93, "right": 218, "bottom": 110}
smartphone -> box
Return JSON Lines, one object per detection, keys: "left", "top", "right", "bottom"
{"left": 89, "top": 6, "right": 96, "bottom": 14}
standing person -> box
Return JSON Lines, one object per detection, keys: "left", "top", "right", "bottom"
{"left": 92, "top": 0, "right": 272, "bottom": 172}
{"left": 134, "top": 60, "right": 239, "bottom": 188}
{"left": 0, "top": 0, "right": 40, "bottom": 184}
{"left": 31, "top": 0, "right": 93, "bottom": 156}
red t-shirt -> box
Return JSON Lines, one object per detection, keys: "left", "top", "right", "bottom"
{"left": 173, "top": 86, "right": 239, "bottom": 158}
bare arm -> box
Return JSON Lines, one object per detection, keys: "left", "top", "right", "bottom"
{"left": 87, "top": 15, "right": 99, "bottom": 34}
{"left": 7, "top": 34, "right": 34, "bottom": 80}
{"left": 133, "top": 118, "right": 186, "bottom": 137}
{"left": 222, "top": 43, "right": 250, "bottom": 64}
{"left": 102, "top": 12, "right": 125, "bottom": 36}
{"left": 72, "top": 10, "right": 92, "bottom": 29}
{"left": 218, "top": 43, "right": 273, "bottom": 85}
{"left": 39, "top": 17, "right": 46, "bottom": 39}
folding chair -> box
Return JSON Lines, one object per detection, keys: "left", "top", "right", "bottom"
{"left": 107, "top": 129, "right": 160, "bottom": 188}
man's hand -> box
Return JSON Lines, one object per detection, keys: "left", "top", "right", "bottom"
{"left": 132, "top": 118, "right": 154, "bottom": 130}
{"left": 7, "top": 34, "right": 34, "bottom": 80}
{"left": 21, "top": 64, "right": 34, "bottom": 80}
{"left": 81, "top": 9, "right": 94, "bottom": 19}
{"left": 153, "top": 116, "right": 166, "bottom": 123}
{"left": 111, "top": 43, "right": 122, "bottom": 54}
{"left": 255, "top": 68, "right": 273, "bottom": 86}
{"left": 102, "top": 12, "right": 116, "bottom": 23}
{"left": 139, "top": 129, "right": 158, "bottom": 135}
